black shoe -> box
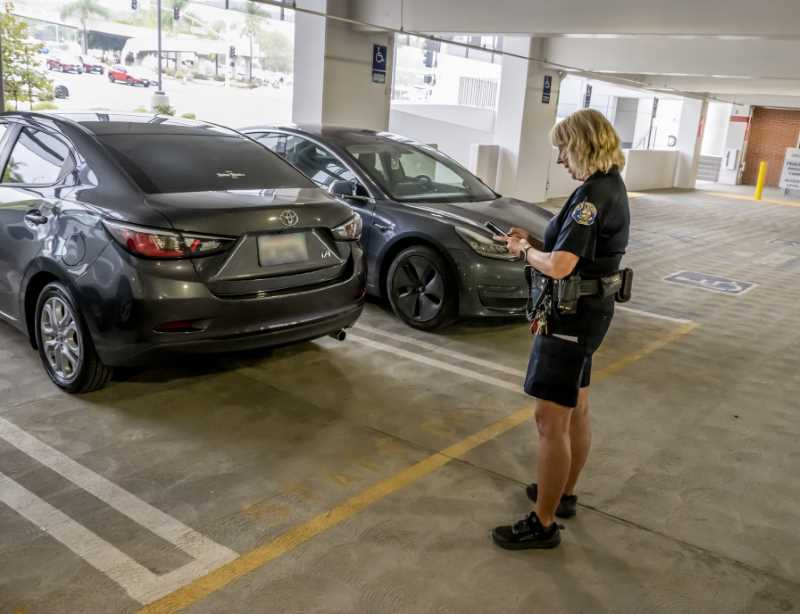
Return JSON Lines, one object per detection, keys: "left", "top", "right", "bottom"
{"left": 492, "top": 511, "right": 561, "bottom": 550}
{"left": 525, "top": 483, "right": 578, "bottom": 519}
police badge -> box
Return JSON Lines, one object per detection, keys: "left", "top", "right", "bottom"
{"left": 571, "top": 200, "right": 597, "bottom": 226}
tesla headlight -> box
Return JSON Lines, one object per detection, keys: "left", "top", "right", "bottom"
{"left": 332, "top": 213, "right": 363, "bottom": 241}
{"left": 454, "top": 226, "right": 517, "bottom": 261}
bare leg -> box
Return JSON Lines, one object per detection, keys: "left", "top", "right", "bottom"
{"left": 564, "top": 386, "right": 591, "bottom": 496}
{"left": 533, "top": 399, "right": 573, "bottom": 527}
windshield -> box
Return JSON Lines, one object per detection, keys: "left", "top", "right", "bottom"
{"left": 345, "top": 139, "right": 497, "bottom": 203}
{"left": 99, "top": 134, "right": 315, "bottom": 194}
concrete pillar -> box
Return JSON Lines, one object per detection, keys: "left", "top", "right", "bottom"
{"left": 673, "top": 98, "right": 709, "bottom": 189}
{"left": 292, "top": 0, "right": 392, "bottom": 130}
{"left": 493, "top": 37, "right": 561, "bottom": 204}
{"left": 632, "top": 96, "right": 656, "bottom": 150}
{"left": 718, "top": 104, "right": 752, "bottom": 185}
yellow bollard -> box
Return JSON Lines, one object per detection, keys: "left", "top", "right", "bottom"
{"left": 754, "top": 161, "right": 767, "bottom": 200}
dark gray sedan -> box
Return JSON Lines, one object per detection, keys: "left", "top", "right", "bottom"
{"left": 0, "top": 112, "right": 366, "bottom": 392}
{"left": 241, "top": 125, "right": 553, "bottom": 330}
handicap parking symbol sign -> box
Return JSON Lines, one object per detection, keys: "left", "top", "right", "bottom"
{"left": 664, "top": 271, "right": 756, "bottom": 296}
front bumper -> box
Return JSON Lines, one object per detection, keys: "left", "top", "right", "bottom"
{"left": 451, "top": 248, "right": 528, "bottom": 318}
{"left": 76, "top": 245, "right": 367, "bottom": 367}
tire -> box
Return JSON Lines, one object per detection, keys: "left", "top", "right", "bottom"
{"left": 34, "top": 282, "right": 112, "bottom": 393}
{"left": 108, "top": 74, "right": 115, "bottom": 83}
{"left": 386, "top": 245, "right": 458, "bottom": 331}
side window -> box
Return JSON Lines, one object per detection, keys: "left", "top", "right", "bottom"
{"left": 353, "top": 151, "right": 388, "bottom": 186}
{"left": 254, "top": 132, "right": 287, "bottom": 157}
{"left": 1, "top": 128, "right": 73, "bottom": 185}
{"left": 284, "top": 136, "right": 355, "bottom": 187}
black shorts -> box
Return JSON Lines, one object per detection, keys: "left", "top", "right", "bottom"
{"left": 524, "top": 299, "right": 613, "bottom": 408}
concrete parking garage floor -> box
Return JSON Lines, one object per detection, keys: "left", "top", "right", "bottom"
{"left": 1, "top": 189, "right": 799, "bottom": 614}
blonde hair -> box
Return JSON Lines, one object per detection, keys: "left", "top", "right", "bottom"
{"left": 551, "top": 109, "right": 626, "bottom": 180}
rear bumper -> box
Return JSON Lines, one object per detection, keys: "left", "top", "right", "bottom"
{"left": 76, "top": 245, "right": 367, "bottom": 367}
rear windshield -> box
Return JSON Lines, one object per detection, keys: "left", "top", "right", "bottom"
{"left": 98, "top": 134, "right": 315, "bottom": 194}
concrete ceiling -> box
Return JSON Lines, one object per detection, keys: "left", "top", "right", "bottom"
{"left": 345, "top": 0, "right": 800, "bottom": 108}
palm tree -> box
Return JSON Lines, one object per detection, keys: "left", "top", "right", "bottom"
{"left": 241, "top": 2, "right": 266, "bottom": 83}
{"left": 60, "top": 0, "right": 110, "bottom": 55}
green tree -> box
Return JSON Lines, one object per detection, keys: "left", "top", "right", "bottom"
{"left": 258, "top": 30, "right": 292, "bottom": 74}
{"left": 241, "top": 2, "right": 266, "bottom": 83}
{"left": 1, "top": 5, "right": 52, "bottom": 110}
{"left": 60, "top": 0, "right": 110, "bottom": 54}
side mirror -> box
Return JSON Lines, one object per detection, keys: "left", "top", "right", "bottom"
{"left": 329, "top": 179, "right": 357, "bottom": 198}
{"left": 329, "top": 180, "right": 370, "bottom": 201}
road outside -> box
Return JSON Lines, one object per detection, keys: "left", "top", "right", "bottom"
{"left": 49, "top": 71, "right": 292, "bottom": 128}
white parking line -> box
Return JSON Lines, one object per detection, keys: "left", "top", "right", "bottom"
{"left": 0, "top": 417, "right": 237, "bottom": 604}
{"left": 354, "top": 324, "right": 526, "bottom": 378}
{"left": 347, "top": 333, "right": 522, "bottom": 393}
{"left": 356, "top": 306, "right": 693, "bottom": 370}
{"left": 616, "top": 305, "right": 693, "bottom": 324}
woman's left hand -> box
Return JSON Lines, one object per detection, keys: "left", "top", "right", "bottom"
{"left": 495, "top": 235, "right": 528, "bottom": 259}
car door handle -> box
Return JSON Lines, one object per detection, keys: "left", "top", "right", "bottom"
{"left": 24, "top": 210, "right": 49, "bottom": 225}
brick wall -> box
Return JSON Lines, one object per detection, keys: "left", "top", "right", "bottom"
{"left": 742, "top": 108, "right": 800, "bottom": 186}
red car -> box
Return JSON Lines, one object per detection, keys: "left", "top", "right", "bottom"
{"left": 108, "top": 65, "right": 153, "bottom": 87}
{"left": 81, "top": 55, "right": 105, "bottom": 74}
{"left": 47, "top": 56, "right": 84, "bottom": 74}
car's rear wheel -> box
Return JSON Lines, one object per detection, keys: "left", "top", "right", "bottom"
{"left": 35, "top": 282, "right": 112, "bottom": 393}
{"left": 387, "top": 246, "right": 457, "bottom": 331}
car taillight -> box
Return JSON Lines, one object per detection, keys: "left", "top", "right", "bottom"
{"left": 103, "top": 219, "right": 233, "bottom": 259}
{"left": 331, "top": 214, "right": 363, "bottom": 241}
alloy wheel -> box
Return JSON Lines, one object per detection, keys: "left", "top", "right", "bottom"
{"left": 392, "top": 255, "right": 445, "bottom": 322}
{"left": 40, "top": 296, "right": 83, "bottom": 385}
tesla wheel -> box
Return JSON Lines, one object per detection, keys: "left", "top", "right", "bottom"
{"left": 387, "top": 246, "right": 458, "bottom": 331}
{"left": 35, "top": 282, "right": 112, "bottom": 393}
{"left": 108, "top": 74, "right": 114, "bottom": 83}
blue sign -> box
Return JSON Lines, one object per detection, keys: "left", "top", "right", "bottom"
{"left": 542, "top": 75, "right": 552, "bottom": 104}
{"left": 664, "top": 271, "right": 756, "bottom": 296}
{"left": 372, "top": 44, "right": 387, "bottom": 83}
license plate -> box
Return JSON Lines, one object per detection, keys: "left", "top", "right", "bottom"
{"left": 258, "top": 233, "right": 309, "bottom": 267}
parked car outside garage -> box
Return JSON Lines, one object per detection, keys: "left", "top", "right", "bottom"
{"left": 108, "top": 65, "right": 153, "bottom": 87}
{"left": 47, "top": 55, "right": 84, "bottom": 74}
{"left": 0, "top": 112, "right": 366, "bottom": 393}
{"left": 80, "top": 55, "right": 106, "bottom": 74}
{"left": 243, "top": 125, "right": 552, "bottom": 330}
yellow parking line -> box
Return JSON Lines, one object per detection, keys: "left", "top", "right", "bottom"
{"left": 707, "top": 191, "right": 800, "bottom": 208}
{"left": 137, "top": 321, "right": 699, "bottom": 614}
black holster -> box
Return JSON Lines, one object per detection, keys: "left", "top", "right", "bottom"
{"left": 525, "top": 266, "right": 553, "bottom": 322}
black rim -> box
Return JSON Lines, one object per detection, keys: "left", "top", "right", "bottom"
{"left": 392, "top": 255, "right": 445, "bottom": 322}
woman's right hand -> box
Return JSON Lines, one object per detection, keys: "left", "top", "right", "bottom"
{"left": 509, "top": 227, "right": 530, "bottom": 241}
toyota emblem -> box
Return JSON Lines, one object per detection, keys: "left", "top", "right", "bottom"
{"left": 280, "top": 210, "right": 299, "bottom": 227}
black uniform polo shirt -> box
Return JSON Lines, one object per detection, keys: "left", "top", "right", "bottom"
{"left": 544, "top": 167, "right": 630, "bottom": 278}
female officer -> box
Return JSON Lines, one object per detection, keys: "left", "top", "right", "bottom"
{"left": 492, "top": 109, "right": 630, "bottom": 550}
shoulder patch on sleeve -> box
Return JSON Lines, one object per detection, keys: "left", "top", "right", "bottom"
{"left": 571, "top": 200, "right": 598, "bottom": 226}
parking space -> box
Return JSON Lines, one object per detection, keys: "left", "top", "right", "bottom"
{"left": 1, "top": 190, "right": 798, "bottom": 613}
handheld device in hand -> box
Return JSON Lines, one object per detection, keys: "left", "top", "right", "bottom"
{"left": 485, "top": 221, "right": 509, "bottom": 238}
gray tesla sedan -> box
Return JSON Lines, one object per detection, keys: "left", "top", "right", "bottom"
{"left": 241, "top": 125, "right": 553, "bottom": 330}
{"left": 0, "top": 113, "right": 366, "bottom": 393}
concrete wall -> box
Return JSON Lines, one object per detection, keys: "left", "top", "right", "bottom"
{"left": 546, "top": 149, "right": 678, "bottom": 199}
{"left": 546, "top": 148, "right": 582, "bottom": 199}
{"left": 388, "top": 104, "right": 495, "bottom": 167}
{"left": 702, "top": 102, "right": 733, "bottom": 157}
{"left": 623, "top": 150, "right": 678, "bottom": 191}
{"left": 614, "top": 98, "right": 638, "bottom": 148}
